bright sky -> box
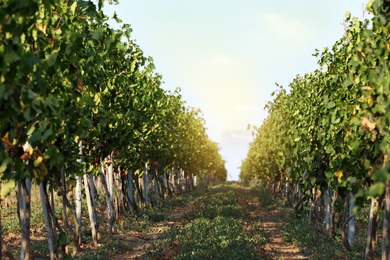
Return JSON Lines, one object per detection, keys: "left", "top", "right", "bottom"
{"left": 103, "top": 1, "right": 368, "bottom": 181}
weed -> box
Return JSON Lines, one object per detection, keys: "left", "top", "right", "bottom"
{"left": 281, "top": 214, "right": 363, "bottom": 259}
{"left": 143, "top": 210, "right": 166, "bottom": 223}
{"left": 250, "top": 187, "right": 277, "bottom": 209}
{"left": 155, "top": 216, "right": 264, "bottom": 259}
{"left": 149, "top": 184, "right": 266, "bottom": 259}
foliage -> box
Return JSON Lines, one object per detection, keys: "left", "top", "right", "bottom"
{"left": 0, "top": 0, "right": 226, "bottom": 193}
{"left": 241, "top": 0, "right": 389, "bottom": 201}
{"left": 0, "top": 0, "right": 226, "bottom": 257}
{"left": 240, "top": 0, "right": 390, "bottom": 255}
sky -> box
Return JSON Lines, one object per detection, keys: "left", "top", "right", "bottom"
{"left": 102, "top": 1, "right": 369, "bottom": 181}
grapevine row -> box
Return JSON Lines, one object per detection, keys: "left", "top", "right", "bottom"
{"left": 241, "top": 0, "right": 389, "bottom": 258}
{"left": 0, "top": 0, "right": 227, "bottom": 259}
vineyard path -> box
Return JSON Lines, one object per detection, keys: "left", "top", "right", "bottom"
{"left": 107, "top": 184, "right": 308, "bottom": 259}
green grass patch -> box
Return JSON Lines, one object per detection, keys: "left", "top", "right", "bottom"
{"left": 150, "top": 183, "right": 266, "bottom": 259}
{"left": 157, "top": 216, "right": 264, "bottom": 259}
{"left": 248, "top": 184, "right": 370, "bottom": 259}
{"left": 249, "top": 186, "right": 278, "bottom": 209}
{"left": 184, "top": 189, "right": 245, "bottom": 220}
{"left": 281, "top": 217, "right": 362, "bottom": 259}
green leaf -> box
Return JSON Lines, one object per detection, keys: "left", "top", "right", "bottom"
{"left": 113, "top": 12, "right": 122, "bottom": 23}
{"left": 348, "top": 176, "right": 357, "bottom": 184}
{"left": 42, "top": 127, "right": 54, "bottom": 142}
{"left": 27, "top": 89, "right": 36, "bottom": 99}
{"left": 345, "top": 11, "right": 351, "bottom": 21}
{"left": 23, "top": 108, "right": 34, "bottom": 121}
{"left": 349, "top": 140, "right": 360, "bottom": 151}
{"left": 46, "top": 51, "right": 59, "bottom": 67}
{"left": 27, "top": 123, "right": 37, "bottom": 136}
{"left": 366, "top": 182, "right": 385, "bottom": 197}
{"left": 363, "top": 159, "right": 371, "bottom": 169}
{"left": 92, "top": 27, "right": 104, "bottom": 40}
{"left": 327, "top": 101, "right": 335, "bottom": 109}
{"left": 372, "top": 167, "right": 390, "bottom": 183}
{"left": 70, "top": 2, "right": 77, "bottom": 15}
{"left": 351, "top": 116, "right": 361, "bottom": 126}
{"left": 372, "top": 103, "right": 386, "bottom": 114}
{"left": 4, "top": 51, "right": 21, "bottom": 64}
{"left": 379, "top": 138, "right": 388, "bottom": 153}
{"left": 130, "top": 60, "right": 137, "bottom": 73}
{"left": 0, "top": 180, "right": 16, "bottom": 199}
{"left": 29, "top": 130, "right": 42, "bottom": 146}
{"left": 366, "top": 0, "right": 374, "bottom": 12}
{"left": 343, "top": 79, "right": 353, "bottom": 87}
{"left": 332, "top": 117, "right": 340, "bottom": 124}
{"left": 0, "top": 158, "right": 12, "bottom": 174}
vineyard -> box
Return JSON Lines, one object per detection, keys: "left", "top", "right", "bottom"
{"left": 240, "top": 0, "right": 390, "bottom": 259}
{"left": 2, "top": 0, "right": 390, "bottom": 259}
{"left": 0, "top": 0, "right": 226, "bottom": 259}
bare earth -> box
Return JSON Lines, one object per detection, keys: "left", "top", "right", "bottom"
{"left": 256, "top": 206, "right": 308, "bottom": 259}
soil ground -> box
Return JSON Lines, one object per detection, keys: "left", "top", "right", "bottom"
{"left": 108, "top": 184, "right": 308, "bottom": 259}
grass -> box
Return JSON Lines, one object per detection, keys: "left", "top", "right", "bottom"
{"left": 73, "top": 240, "right": 129, "bottom": 260}
{"left": 250, "top": 184, "right": 369, "bottom": 259}
{"left": 249, "top": 185, "right": 279, "bottom": 209}
{"left": 149, "top": 183, "right": 267, "bottom": 259}
{"left": 157, "top": 216, "right": 264, "bottom": 259}
{"left": 281, "top": 217, "right": 358, "bottom": 259}
{"left": 182, "top": 189, "right": 244, "bottom": 220}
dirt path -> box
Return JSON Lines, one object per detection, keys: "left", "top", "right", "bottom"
{"left": 240, "top": 185, "right": 308, "bottom": 260}
{"left": 109, "top": 201, "right": 194, "bottom": 260}
{"left": 108, "top": 185, "right": 307, "bottom": 260}
{"left": 256, "top": 206, "right": 308, "bottom": 259}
